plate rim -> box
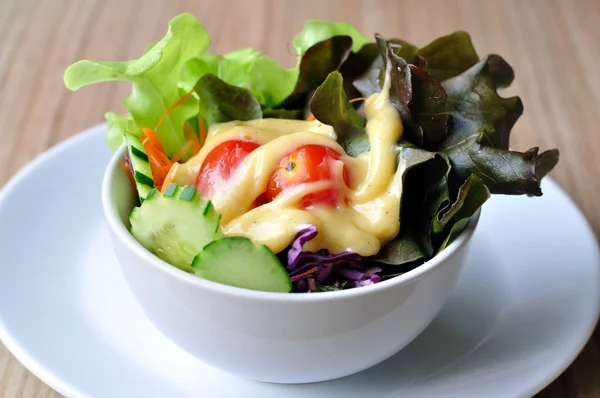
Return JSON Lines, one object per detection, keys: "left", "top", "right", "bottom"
{"left": 0, "top": 124, "right": 598, "bottom": 398}
{"left": 0, "top": 124, "right": 105, "bottom": 398}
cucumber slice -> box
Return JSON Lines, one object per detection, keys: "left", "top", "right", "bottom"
{"left": 192, "top": 237, "right": 292, "bottom": 293}
{"left": 130, "top": 184, "right": 221, "bottom": 273}
{"left": 124, "top": 133, "right": 154, "bottom": 201}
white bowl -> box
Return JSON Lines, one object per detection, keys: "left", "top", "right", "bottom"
{"left": 102, "top": 145, "right": 480, "bottom": 384}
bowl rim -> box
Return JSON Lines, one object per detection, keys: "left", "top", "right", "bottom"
{"left": 103, "top": 144, "right": 481, "bottom": 302}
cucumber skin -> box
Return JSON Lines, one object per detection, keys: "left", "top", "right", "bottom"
{"left": 130, "top": 185, "right": 221, "bottom": 273}
{"left": 124, "top": 133, "right": 155, "bottom": 201}
{"left": 192, "top": 237, "right": 292, "bottom": 293}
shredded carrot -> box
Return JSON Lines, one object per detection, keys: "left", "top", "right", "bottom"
{"left": 290, "top": 266, "right": 319, "bottom": 281}
{"left": 153, "top": 165, "right": 172, "bottom": 190}
{"left": 154, "top": 89, "right": 195, "bottom": 132}
{"left": 161, "top": 162, "right": 181, "bottom": 193}
{"left": 349, "top": 97, "right": 366, "bottom": 104}
{"left": 139, "top": 89, "right": 201, "bottom": 181}
{"left": 184, "top": 122, "right": 201, "bottom": 155}
{"left": 143, "top": 141, "right": 173, "bottom": 189}
{"left": 171, "top": 141, "right": 193, "bottom": 164}
{"left": 198, "top": 116, "right": 208, "bottom": 146}
{"left": 307, "top": 112, "right": 316, "bottom": 121}
{"left": 144, "top": 144, "right": 172, "bottom": 168}
{"left": 142, "top": 128, "right": 166, "bottom": 154}
{"left": 351, "top": 97, "right": 367, "bottom": 117}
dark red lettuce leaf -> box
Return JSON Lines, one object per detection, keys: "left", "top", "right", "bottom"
{"left": 416, "top": 31, "right": 480, "bottom": 82}
{"left": 440, "top": 54, "right": 521, "bottom": 151}
{"left": 436, "top": 174, "right": 489, "bottom": 251}
{"left": 373, "top": 146, "right": 450, "bottom": 265}
{"left": 389, "top": 38, "right": 419, "bottom": 63}
{"left": 338, "top": 42, "right": 380, "bottom": 101}
{"left": 374, "top": 228, "right": 428, "bottom": 266}
{"left": 440, "top": 55, "right": 559, "bottom": 196}
{"left": 407, "top": 65, "right": 450, "bottom": 149}
{"left": 373, "top": 36, "right": 450, "bottom": 150}
{"left": 195, "top": 74, "right": 262, "bottom": 125}
{"left": 308, "top": 71, "right": 369, "bottom": 157}
{"left": 374, "top": 31, "right": 479, "bottom": 82}
{"left": 275, "top": 30, "right": 560, "bottom": 286}
{"left": 277, "top": 36, "right": 353, "bottom": 110}
{"left": 261, "top": 108, "right": 303, "bottom": 119}
{"left": 353, "top": 55, "right": 384, "bottom": 99}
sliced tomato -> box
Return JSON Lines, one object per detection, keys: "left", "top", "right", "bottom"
{"left": 195, "top": 140, "right": 261, "bottom": 198}
{"left": 266, "top": 145, "right": 349, "bottom": 208}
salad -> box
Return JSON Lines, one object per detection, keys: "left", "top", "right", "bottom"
{"left": 64, "top": 13, "right": 559, "bottom": 293}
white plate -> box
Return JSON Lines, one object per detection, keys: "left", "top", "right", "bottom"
{"left": 0, "top": 124, "right": 599, "bottom": 398}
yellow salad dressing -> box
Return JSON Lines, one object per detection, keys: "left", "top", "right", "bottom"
{"left": 174, "top": 71, "right": 403, "bottom": 256}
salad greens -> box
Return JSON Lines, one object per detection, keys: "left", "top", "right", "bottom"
{"left": 65, "top": 13, "right": 209, "bottom": 158}
{"left": 64, "top": 13, "right": 559, "bottom": 293}
{"left": 309, "top": 71, "right": 368, "bottom": 157}
{"left": 195, "top": 74, "right": 262, "bottom": 125}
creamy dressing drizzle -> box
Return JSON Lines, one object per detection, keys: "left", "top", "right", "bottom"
{"left": 174, "top": 73, "right": 403, "bottom": 256}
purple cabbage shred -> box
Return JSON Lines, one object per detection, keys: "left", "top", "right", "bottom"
{"left": 283, "top": 225, "right": 383, "bottom": 293}
{"left": 124, "top": 152, "right": 135, "bottom": 177}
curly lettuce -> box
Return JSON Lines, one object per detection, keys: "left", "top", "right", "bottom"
{"left": 307, "top": 30, "right": 559, "bottom": 272}
{"left": 64, "top": 13, "right": 209, "bottom": 158}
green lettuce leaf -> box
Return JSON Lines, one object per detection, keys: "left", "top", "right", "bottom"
{"left": 181, "top": 49, "right": 296, "bottom": 109}
{"left": 105, "top": 112, "right": 138, "bottom": 152}
{"left": 195, "top": 74, "right": 262, "bottom": 125}
{"left": 64, "top": 13, "right": 210, "bottom": 158}
{"left": 309, "top": 71, "right": 368, "bottom": 157}
{"left": 180, "top": 48, "right": 261, "bottom": 92}
{"left": 293, "top": 20, "right": 371, "bottom": 55}
{"left": 179, "top": 20, "right": 372, "bottom": 115}
{"left": 247, "top": 56, "right": 297, "bottom": 108}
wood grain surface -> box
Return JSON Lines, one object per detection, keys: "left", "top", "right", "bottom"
{"left": 1, "top": 0, "right": 599, "bottom": 396}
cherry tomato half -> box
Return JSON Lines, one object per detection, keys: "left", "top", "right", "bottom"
{"left": 266, "top": 145, "right": 349, "bottom": 208}
{"left": 195, "top": 140, "right": 260, "bottom": 198}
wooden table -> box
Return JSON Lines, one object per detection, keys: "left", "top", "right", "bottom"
{"left": 1, "top": 0, "right": 599, "bottom": 396}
